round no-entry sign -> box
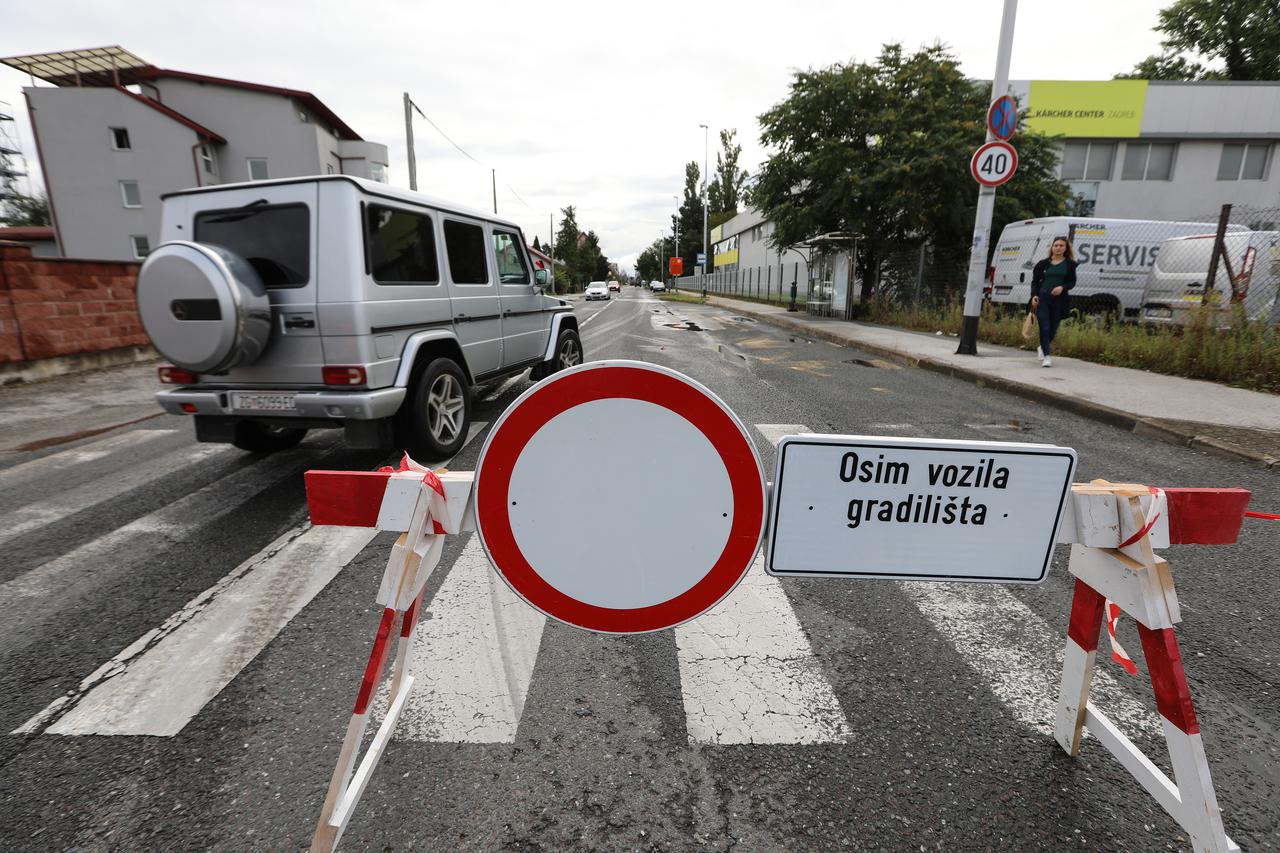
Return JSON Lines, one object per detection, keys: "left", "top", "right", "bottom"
{"left": 474, "top": 360, "right": 767, "bottom": 634}
{"left": 971, "top": 140, "right": 1018, "bottom": 187}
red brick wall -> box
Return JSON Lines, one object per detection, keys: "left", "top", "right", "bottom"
{"left": 0, "top": 243, "right": 146, "bottom": 364}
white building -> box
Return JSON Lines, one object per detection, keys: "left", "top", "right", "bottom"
{"left": 3, "top": 46, "right": 389, "bottom": 260}
{"left": 1010, "top": 79, "right": 1280, "bottom": 223}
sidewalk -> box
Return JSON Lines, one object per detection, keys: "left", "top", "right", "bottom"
{"left": 703, "top": 296, "right": 1280, "bottom": 470}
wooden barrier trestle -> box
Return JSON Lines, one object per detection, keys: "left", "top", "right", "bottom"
{"left": 1055, "top": 482, "right": 1251, "bottom": 853}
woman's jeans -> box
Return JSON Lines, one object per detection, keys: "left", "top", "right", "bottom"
{"left": 1036, "top": 294, "right": 1069, "bottom": 357}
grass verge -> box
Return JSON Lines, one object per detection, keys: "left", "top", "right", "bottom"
{"left": 849, "top": 298, "right": 1280, "bottom": 393}
{"left": 657, "top": 292, "right": 709, "bottom": 304}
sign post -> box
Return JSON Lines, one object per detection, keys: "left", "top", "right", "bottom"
{"left": 957, "top": 0, "right": 1020, "bottom": 356}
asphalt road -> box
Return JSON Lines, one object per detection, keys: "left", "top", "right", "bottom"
{"left": 0, "top": 286, "right": 1276, "bottom": 851}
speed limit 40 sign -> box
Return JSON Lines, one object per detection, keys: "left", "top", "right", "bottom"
{"left": 971, "top": 140, "right": 1018, "bottom": 187}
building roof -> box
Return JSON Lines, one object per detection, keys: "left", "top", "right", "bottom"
{"left": 0, "top": 46, "right": 149, "bottom": 87}
{"left": 1, "top": 46, "right": 364, "bottom": 141}
{"left": 115, "top": 86, "right": 226, "bottom": 143}
{"left": 0, "top": 225, "right": 56, "bottom": 242}
{"left": 134, "top": 68, "right": 363, "bottom": 141}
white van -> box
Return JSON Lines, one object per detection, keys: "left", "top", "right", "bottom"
{"left": 1140, "top": 231, "right": 1280, "bottom": 327}
{"left": 989, "top": 217, "right": 1246, "bottom": 317}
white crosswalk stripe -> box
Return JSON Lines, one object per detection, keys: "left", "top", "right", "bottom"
{"left": 0, "top": 429, "right": 175, "bottom": 488}
{"left": 383, "top": 535, "right": 546, "bottom": 743}
{"left": 674, "top": 423, "right": 851, "bottom": 745}
{"left": 16, "top": 423, "right": 488, "bottom": 738}
{"left": 0, "top": 442, "right": 229, "bottom": 548}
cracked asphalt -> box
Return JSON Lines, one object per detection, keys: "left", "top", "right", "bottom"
{"left": 0, "top": 286, "right": 1276, "bottom": 851}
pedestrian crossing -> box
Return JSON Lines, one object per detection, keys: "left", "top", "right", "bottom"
{"left": 7, "top": 417, "right": 1166, "bottom": 752}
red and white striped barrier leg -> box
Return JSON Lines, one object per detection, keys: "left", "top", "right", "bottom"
{"left": 1055, "top": 578, "right": 1106, "bottom": 756}
{"left": 1137, "top": 623, "right": 1235, "bottom": 853}
{"left": 311, "top": 591, "right": 428, "bottom": 853}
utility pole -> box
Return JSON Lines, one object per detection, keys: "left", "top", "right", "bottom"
{"left": 673, "top": 195, "right": 681, "bottom": 287}
{"left": 700, "top": 124, "right": 709, "bottom": 276}
{"left": 957, "top": 0, "right": 1018, "bottom": 355}
{"left": 549, "top": 212, "right": 555, "bottom": 294}
{"left": 403, "top": 92, "right": 417, "bottom": 191}
{"left": 491, "top": 169, "right": 497, "bottom": 214}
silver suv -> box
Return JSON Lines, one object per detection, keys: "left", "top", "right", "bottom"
{"left": 137, "top": 176, "right": 583, "bottom": 458}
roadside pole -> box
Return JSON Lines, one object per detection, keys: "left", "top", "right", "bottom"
{"left": 403, "top": 92, "right": 417, "bottom": 191}
{"left": 549, "top": 213, "right": 555, "bottom": 295}
{"left": 700, "top": 123, "right": 709, "bottom": 277}
{"left": 957, "top": 0, "right": 1018, "bottom": 355}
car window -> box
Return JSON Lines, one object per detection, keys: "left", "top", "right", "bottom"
{"left": 194, "top": 203, "right": 309, "bottom": 287}
{"left": 443, "top": 220, "right": 489, "bottom": 284}
{"left": 492, "top": 230, "right": 530, "bottom": 284}
{"left": 366, "top": 204, "right": 438, "bottom": 285}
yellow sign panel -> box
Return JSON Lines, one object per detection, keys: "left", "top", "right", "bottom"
{"left": 1025, "top": 80, "right": 1148, "bottom": 137}
{"left": 714, "top": 248, "right": 739, "bottom": 267}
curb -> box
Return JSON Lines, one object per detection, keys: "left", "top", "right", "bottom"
{"left": 707, "top": 297, "right": 1275, "bottom": 472}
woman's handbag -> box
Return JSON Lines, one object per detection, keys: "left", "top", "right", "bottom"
{"left": 1021, "top": 311, "right": 1036, "bottom": 341}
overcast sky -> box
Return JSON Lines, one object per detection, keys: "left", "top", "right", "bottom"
{"left": 2, "top": 1, "right": 1170, "bottom": 271}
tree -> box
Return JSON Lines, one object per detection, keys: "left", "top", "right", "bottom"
{"left": 708, "top": 128, "right": 748, "bottom": 225}
{"left": 0, "top": 192, "right": 50, "bottom": 227}
{"left": 551, "top": 205, "right": 610, "bottom": 290}
{"left": 673, "top": 161, "right": 705, "bottom": 274}
{"left": 751, "top": 43, "right": 1069, "bottom": 302}
{"left": 531, "top": 235, "right": 543, "bottom": 252}
{"left": 1121, "top": 0, "right": 1280, "bottom": 80}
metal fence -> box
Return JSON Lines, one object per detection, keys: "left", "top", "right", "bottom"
{"left": 674, "top": 259, "right": 812, "bottom": 308}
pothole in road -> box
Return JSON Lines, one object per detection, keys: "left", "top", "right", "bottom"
{"left": 664, "top": 321, "right": 704, "bottom": 331}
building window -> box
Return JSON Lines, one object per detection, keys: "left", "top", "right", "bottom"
{"left": 1061, "top": 142, "right": 1115, "bottom": 181}
{"left": 110, "top": 127, "right": 131, "bottom": 150}
{"left": 130, "top": 235, "right": 150, "bottom": 259}
{"left": 365, "top": 205, "right": 438, "bottom": 285}
{"left": 1122, "top": 142, "right": 1176, "bottom": 181}
{"left": 1217, "top": 143, "right": 1271, "bottom": 181}
{"left": 199, "top": 144, "right": 217, "bottom": 177}
{"left": 247, "top": 158, "right": 269, "bottom": 181}
{"left": 120, "top": 180, "right": 141, "bottom": 208}
{"left": 370, "top": 162, "right": 387, "bottom": 183}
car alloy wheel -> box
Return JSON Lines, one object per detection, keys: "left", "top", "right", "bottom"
{"left": 557, "top": 335, "right": 582, "bottom": 369}
{"left": 427, "top": 371, "right": 465, "bottom": 445}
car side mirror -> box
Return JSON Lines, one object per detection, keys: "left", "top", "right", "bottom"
{"left": 535, "top": 269, "right": 549, "bottom": 286}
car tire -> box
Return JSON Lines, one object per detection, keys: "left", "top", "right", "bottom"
{"left": 396, "top": 356, "right": 471, "bottom": 461}
{"left": 232, "top": 421, "right": 308, "bottom": 453}
{"left": 549, "top": 327, "right": 583, "bottom": 374}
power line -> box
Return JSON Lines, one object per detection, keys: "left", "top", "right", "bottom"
{"left": 407, "top": 97, "right": 539, "bottom": 215}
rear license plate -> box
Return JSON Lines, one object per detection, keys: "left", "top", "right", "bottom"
{"left": 1145, "top": 306, "right": 1173, "bottom": 319}
{"left": 232, "top": 392, "right": 297, "bottom": 412}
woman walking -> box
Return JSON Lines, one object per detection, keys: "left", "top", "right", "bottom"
{"left": 1030, "top": 236, "right": 1077, "bottom": 367}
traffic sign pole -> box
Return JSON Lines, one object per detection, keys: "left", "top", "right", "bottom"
{"left": 958, "top": 0, "right": 1019, "bottom": 356}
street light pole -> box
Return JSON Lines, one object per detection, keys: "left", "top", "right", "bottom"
{"left": 700, "top": 124, "right": 709, "bottom": 277}
{"left": 957, "top": 0, "right": 1018, "bottom": 355}
{"left": 673, "top": 194, "right": 681, "bottom": 289}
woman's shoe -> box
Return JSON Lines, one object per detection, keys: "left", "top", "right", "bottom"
{"left": 1042, "top": 357, "right": 1053, "bottom": 367}
{"left": 1036, "top": 346, "right": 1043, "bottom": 358}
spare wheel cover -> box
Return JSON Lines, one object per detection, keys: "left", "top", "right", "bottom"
{"left": 136, "top": 241, "right": 272, "bottom": 373}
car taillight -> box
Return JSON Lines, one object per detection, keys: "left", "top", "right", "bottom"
{"left": 179, "top": 403, "right": 198, "bottom": 413}
{"left": 158, "top": 366, "right": 197, "bottom": 384}
{"left": 323, "top": 365, "right": 367, "bottom": 386}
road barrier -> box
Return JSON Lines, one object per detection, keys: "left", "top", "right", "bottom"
{"left": 304, "top": 455, "right": 475, "bottom": 852}
{"left": 298, "top": 362, "right": 1261, "bottom": 852}
{"left": 1056, "top": 481, "right": 1251, "bottom": 853}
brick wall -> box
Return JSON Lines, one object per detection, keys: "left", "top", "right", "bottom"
{"left": 0, "top": 243, "right": 146, "bottom": 364}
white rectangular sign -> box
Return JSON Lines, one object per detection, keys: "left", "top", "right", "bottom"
{"left": 766, "top": 435, "right": 1077, "bottom": 584}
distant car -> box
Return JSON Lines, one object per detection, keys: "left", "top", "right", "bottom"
{"left": 585, "top": 281, "right": 610, "bottom": 301}
{"left": 608, "top": 281, "right": 621, "bottom": 292}
{"left": 651, "top": 280, "right": 666, "bottom": 293}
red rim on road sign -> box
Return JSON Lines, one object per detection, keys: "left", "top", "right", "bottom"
{"left": 474, "top": 361, "right": 767, "bottom": 634}
{"left": 970, "top": 140, "right": 1018, "bottom": 187}
{"left": 987, "top": 95, "right": 1018, "bottom": 140}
